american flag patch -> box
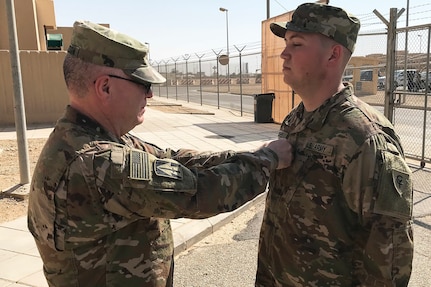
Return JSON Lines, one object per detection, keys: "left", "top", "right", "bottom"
{"left": 129, "top": 150, "right": 150, "bottom": 180}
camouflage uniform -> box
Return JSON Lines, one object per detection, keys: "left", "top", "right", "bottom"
{"left": 28, "top": 20, "right": 281, "bottom": 287}
{"left": 28, "top": 106, "right": 278, "bottom": 286}
{"left": 255, "top": 84, "right": 413, "bottom": 286}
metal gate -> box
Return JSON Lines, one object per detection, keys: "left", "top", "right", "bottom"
{"left": 393, "top": 24, "right": 430, "bottom": 167}
{"left": 347, "top": 15, "right": 431, "bottom": 168}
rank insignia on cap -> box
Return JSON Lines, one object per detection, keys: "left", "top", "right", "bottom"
{"left": 154, "top": 160, "right": 183, "bottom": 180}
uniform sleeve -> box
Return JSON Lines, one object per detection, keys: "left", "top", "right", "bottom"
{"left": 77, "top": 141, "right": 278, "bottom": 219}
{"left": 126, "top": 133, "right": 237, "bottom": 168}
{"left": 342, "top": 134, "right": 413, "bottom": 285}
{"left": 171, "top": 149, "right": 238, "bottom": 168}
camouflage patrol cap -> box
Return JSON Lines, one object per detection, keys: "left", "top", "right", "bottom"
{"left": 67, "top": 20, "right": 165, "bottom": 84}
{"left": 270, "top": 3, "right": 360, "bottom": 53}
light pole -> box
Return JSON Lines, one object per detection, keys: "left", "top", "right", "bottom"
{"left": 266, "top": 0, "right": 270, "bottom": 19}
{"left": 219, "top": 7, "right": 230, "bottom": 91}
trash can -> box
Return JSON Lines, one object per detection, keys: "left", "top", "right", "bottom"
{"left": 254, "top": 93, "right": 275, "bottom": 123}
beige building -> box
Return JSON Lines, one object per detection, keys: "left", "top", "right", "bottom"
{"left": 0, "top": 0, "right": 74, "bottom": 125}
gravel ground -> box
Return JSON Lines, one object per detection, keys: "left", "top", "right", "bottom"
{"left": 0, "top": 138, "right": 46, "bottom": 223}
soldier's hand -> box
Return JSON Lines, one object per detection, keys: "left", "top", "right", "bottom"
{"left": 263, "top": 139, "right": 293, "bottom": 169}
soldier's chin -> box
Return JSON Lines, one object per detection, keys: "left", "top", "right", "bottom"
{"left": 138, "top": 107, "right": 146, "bottom": 116}
{"left": 137, "top": 109, "right": 146, "bottom": 123}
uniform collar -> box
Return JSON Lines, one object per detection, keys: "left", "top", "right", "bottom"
{"left": 63, "top": 105, "right": 117, "bottom": 140}
{"left": 298, "top": 83, "right": 353, "bottom": 131}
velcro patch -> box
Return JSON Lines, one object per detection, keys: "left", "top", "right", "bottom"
{"left": 305, "top": 142, "right": 334, "bottom": 156}
{"left": 392, "top": 169, "right": 409, "bottom": 197}
{"left": 154, "top": 159, "right": 183, "bottom": 180}
{"left": 129, "top": 150, "right": 150, "bottom": 180}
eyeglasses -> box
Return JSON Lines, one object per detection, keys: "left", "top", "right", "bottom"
{"left": 107, "top": 74, "right": 152, "bottom": 93}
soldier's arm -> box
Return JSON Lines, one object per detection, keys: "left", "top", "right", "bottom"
{"left": 171, "top": 149, "right": 238, "bottom": 168}
{"left": 342, "top": 134, "right": 413, "bottom": 285}
{"left": 126, "top": 133, "right": 238, "bottom": 168}
{"left": 76, "top": 141, "right": 281, "bottom": 219}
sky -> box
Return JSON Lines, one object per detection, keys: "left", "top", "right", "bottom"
{"left": 53, "top": 0, "right": 431, "bottom": 61}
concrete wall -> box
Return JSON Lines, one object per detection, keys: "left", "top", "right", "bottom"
{"left": 261, "top": 10, "right": 298, "bottom": 124}
{"left": 0, "top": 50, "right": 68, "bottom": 125}
{"left": 261, "top": 1, "right": 329, "bottom": 123}
{"left": 0, "top": 0, "right": 77, "bottom": 126}
{"left": 348, "top": 57, "right": 380, "bottom": 95}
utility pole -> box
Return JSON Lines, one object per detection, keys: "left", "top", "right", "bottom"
{"left": 6, "top": 0, "right": 30, "bottom": 186}
{"left": 219, "top": 7, "right": 230, "bottom": 92}
{"left": 267, "top": 0, "right": 270, "bottom": 19}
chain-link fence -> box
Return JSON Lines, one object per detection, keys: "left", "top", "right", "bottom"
{"left": 153, "top": 24, "right": 430, "bottom": 168}
{"left": 343, "top": 24, "right": 430, "bottom": 166}
{"left": 393, "top": 24, "right": 430, "bottom": 167}
{"left": 153, "top": 45, "right": 262, "bottom": 114}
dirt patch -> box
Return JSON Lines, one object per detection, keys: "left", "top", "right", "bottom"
{"left": 0, "top": 138, "right": 47, "bottom": 223}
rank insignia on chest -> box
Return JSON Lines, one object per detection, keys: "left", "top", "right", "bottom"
{"left": 305, "top": 142, "right": 334, "bottom": 156}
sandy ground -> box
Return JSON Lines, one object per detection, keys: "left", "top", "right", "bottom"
{"left": 0, "top": 138, "right": 46, "bottom": 223}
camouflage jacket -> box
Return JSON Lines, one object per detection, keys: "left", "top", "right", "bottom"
{"left": 28, "top": 106, "right": 278, "bottom": 287}
{"left": 256, "top": 85, "right": 414, "bottom": 287}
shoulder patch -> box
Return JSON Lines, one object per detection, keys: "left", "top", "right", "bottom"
{"left": 154, "top": 159, "right": 183, "bottom": 180}
{"left": 129, "top": 150, "right": 150, "bottom": 180}
{"left": 392, "top": 169, "right": 409, "bottom": 197}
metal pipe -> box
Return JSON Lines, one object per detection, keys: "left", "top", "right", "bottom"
{"left": 219, "top": 7, "right": 230, "bottom": 92}
{"left": 6, "top": 0, "right": 30, "bottom": 185}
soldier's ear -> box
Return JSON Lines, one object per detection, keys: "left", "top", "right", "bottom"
{"left": 94, "top": 76, "right": 110, "bottom": 95}
{"left": 329, "top": 45, "right": 342, "bottom": 61}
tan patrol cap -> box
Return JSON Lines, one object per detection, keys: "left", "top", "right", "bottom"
{"left": 67, "top": 20, "right": 165, "bottom": 84}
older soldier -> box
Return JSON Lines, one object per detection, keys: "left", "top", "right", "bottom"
{"left": 256, "top": 3, "right": 414, "bottom": 286}
{"left": 28, "top": 21, "right": 293, "bottom": 287}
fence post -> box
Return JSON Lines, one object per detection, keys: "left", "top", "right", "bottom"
{"left": 182, "top": 54, "right": 191, "bottom": 102}
{"left": 195, "top": 53, "right": 205, "bottom": 106}
{"left": 171, "top": 57, "right": 179, "bottom": 100}
{"left": 212, "top": 49, "right": 222, "bottom": 109}
{"left": 374, "top": 7, "right": 404, "bottom": 123}
{"left": 235, "top": 45, "right": 246, "bottom": 116}
{"left": 163, "top": 60, "right": 169, "bottom": 98}
{"left": 155, "top": 61, "right": 162, "bottom": 96}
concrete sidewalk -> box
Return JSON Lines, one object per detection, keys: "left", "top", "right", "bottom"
{"left": 0, "top": 97, "right": 430, "bottom": 286}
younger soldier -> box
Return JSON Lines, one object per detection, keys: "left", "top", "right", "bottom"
{"left": 256, "top": 3, "right": 414, "bottom": 286}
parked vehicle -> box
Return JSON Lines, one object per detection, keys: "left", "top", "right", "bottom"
{"left": 377, "top": 76, "right": 385, "bottom": 90}
{"left": 419, "top": 71, "right": 431, "bottom": 92}
{"left": 342, "top": 74, "right": 353, "bottom": 82}
{"left": 394, "top": 69, "right": 421, "bottom": 91}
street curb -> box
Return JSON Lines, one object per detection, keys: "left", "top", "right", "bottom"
{"left": 173, "top": 192, "right": 267, "bottom": 256}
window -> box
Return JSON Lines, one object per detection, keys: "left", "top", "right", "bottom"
{"left": 360, "top": 70, "right": 373, "bottom": 81}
